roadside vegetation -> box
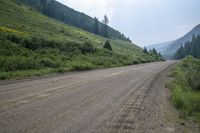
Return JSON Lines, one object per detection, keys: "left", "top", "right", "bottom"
{"left": 168, "top": 56, "right": 200, "bottom": 123}
{"left": 0, "top": 29, "right": 160, "bottom": 79}
{"left": 0, "top": 0, "right": 162, "bottom": 79}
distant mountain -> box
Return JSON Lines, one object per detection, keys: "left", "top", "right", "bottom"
{"left": 17, "top": 0, "right": 131, "bottom": 42}
{"left": 165, "top": 24, "right": 200, "bottom": 57}
{"left": 146, "top": 40, "right": 175, "bottom": 55}
{"left": 175, "top": 35, "right": 200, "bottom": 59}
{"left": 147, "top": 24, "right": 200, "bottom": 59}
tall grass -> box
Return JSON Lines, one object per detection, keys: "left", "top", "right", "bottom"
{"left": 0, "top": 0, "right": 162, "bottom": 79}
{"left": 0, "top": 31, "right": 161, "bottom": 79}
{"left": 169, "top": 56, "right": 200, "bottom": 123}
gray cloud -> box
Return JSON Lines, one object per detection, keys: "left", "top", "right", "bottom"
{"left": 57, "top": 0, "right": 200, "bottom": 46}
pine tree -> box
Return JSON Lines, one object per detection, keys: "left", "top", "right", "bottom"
{"left": 102, "top": 15, "right": 109, "bottom": 37}
{"left": 143, "top": 47, "right": 148, "bottom": 54}
{"left": 94, "top": 17, "right": 99, "bottom": 35}
{"left": 158, "top": 53, "right": 162, "bottom": 58}
{"left": 175, "top": 35, "right": 200, "bottom": 59}
{"left": 152, "top": 48, "right": 158, "bottom": 56}
{"left": 104, "top": 40, "right": 112, "bottom": 51}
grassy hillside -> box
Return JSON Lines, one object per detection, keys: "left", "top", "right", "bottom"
{"left": 167, "top": 56, "right": 200, "bottom": 124}
{"left": 0, "top": 0, "right": 160, "bottom": 79}
{"left": 17, "top": 0, "right": 131, "bottom": 42}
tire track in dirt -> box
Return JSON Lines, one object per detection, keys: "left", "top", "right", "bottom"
{"left": 0, "top": 62, "right": 176, "bottom": 133}
{"left": 106, "top": 74, "right": 154, "bottom": 133}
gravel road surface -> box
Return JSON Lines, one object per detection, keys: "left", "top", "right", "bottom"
{"left": 0, "top": 62, "right": 179, "bottom": 133}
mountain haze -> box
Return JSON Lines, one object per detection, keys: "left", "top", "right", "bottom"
{"left": 147, "top": 24, "right": 200, "bottom": 59}
{"left": 146, "top": 40, "right": 175, "bottom": 55}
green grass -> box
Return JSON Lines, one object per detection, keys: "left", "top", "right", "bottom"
{"left": 168, "top": 56, "right": 200, "bottom": 124}
{"left": 0, "top": 0, "right": 161, "bottom": 79}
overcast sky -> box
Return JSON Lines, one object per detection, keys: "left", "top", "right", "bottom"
{"left": 57, "top": 0, "right": 200, "bottom": 46}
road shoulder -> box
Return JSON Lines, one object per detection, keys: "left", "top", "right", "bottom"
{"left": 134, "top": 63, "right": 200, "bottom": 133}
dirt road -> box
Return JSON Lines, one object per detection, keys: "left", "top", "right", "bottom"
{"left": 0, "top": 62, "right": 178, "bottom": 133}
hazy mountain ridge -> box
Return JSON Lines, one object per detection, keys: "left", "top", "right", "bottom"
{"left": 165, "top": 24, "right": 200, "bottom": 56}
{"left": 147, "top": 24, "right": 200, "bottom": 59}
{"left": 147, "top": 40, "right": 175, "bottom": 54}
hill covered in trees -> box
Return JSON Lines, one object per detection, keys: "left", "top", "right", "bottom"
{"left": 16, "top": 0, "right": 131, "bottom": 42}
{"left": 147, "top": 24, "right": 200, "bottom": 59}
{"left": 0, "top": 0, "right": 161, "bottom": 79}
{"left": 175, "top": 35, "right": 200, "bottom": 59}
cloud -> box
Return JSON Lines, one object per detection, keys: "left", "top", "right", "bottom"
{"left": 57, "top": 0, "right": 116, "bottom": 21}
{"left": 57, "top": 0, "right": 200, "bottom": 46}
{"left": 57, "top": 0, "right": 139, "bottom": 23}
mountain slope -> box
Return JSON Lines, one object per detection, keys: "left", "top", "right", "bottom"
{"left": 17, "top": 0, "right": 131, "bottom": 42}
{"left": 175, "top": 35, "right": 200, "bottom": 59}
{"left": 147, "top": 24, "right": 200, "bottom": 59}
{"left": 0, "top": 0, "right": 159, "bottom": 79}
{"left": 147, "top": 40, "right": 175, "bottom": 55}
{"left": 165, "top": 24, "right": 200, "bottom": 57}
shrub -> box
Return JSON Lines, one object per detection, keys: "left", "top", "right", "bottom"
{"left": 169, "top": 56, "right": 200, "bottom": 123}
{"left": 6, "top": 33, "right": 22, "bottom": 43}
{"left": 0, "top": 56, "right": 42, "bottom": 72}
{"left": 71, "top": 63, "right": 94, "bottom": 71}
{"left": 22, "top": 37, "right": 41, "bottom": 50}
{"left": 0, "top": 29, "right": 161, "bottom": 79}
{"left": 104, "top": 40, "right": 112, "bottom": 51}
{"left": 187, "top": 70, "right": 200, "bottom": 91}
{"left": 171, "top": 85, "right": 184, "bottom": 109}
{"left": 80, "top": 41, "right": 95, "bottom": 54}
{"left": 0, "top": 40, "right": 24, "bottom": 56}
{"left": 40, "top": 57, "right": 60, "bottom": 68}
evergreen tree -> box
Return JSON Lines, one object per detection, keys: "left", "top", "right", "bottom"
{"left": 44, "top": 0, "right": 54, "bottom": 17}
{"left": 94, "top": 17, "right": 99, "bottom": 35}
{"left": 102, "top": 15, "right": 109, "bottom": 37}
{"left": 158, "top": 53, "right": 162, "bottom": 58}
{"left": 152, "top": 48, "right": 158, "bottom": 56}
{"left": 21, "top": 0, "right": 131, "bottom": 42}
{"left": 104, "top": 40, "right": 112, "bottom": 51}
{"left": 143, "top": 47, "right": 148, "bottom": 54}
{"left": 80, "top": 15, "right": 85, "bottom": 29}
{"left": 148, "top": 48, "right": 163, "bottom": 60}
{"left": 175, "top": 35, "right": 200, "bottom": 59}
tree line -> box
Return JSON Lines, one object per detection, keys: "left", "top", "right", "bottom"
{"left": 94, "top": 15, "right": 109, "bottom": 38}
{"left": 143, "top": 47, "right": 163, "bottom": 60}
{"left": 19, "top": 0, "right": 131, "bottom": 42}
{"left": 175, "top": 35, "right": 200, "bottom": 59}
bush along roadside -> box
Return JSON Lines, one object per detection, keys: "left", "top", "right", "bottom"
{"left": 168, "top": 56, "right": 200, "bottom": 124}
{"left": 0, "top": 31, "right": 162, "bottom": 79}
